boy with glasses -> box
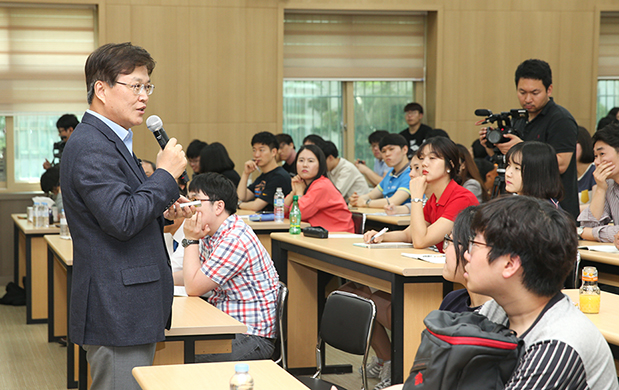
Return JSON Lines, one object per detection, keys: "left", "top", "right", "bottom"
{"left": 463, "top": 196, "right": 618, "bottom": 390}
{"left": 182, "top": 172, "right": 279, "bottom": 362}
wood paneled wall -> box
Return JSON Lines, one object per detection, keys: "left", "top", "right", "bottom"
{"left": 1, "top": 0, "right": 618, "bottom": 282}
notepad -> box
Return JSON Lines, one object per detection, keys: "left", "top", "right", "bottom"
{"left": 401, "top": 252, "right": 446, "bottom": 264}
{"left": 353, "top": 242, "right": 414, "bottom": 249}
{"left": 578, "top": 245, "right": 619, "bottom": 253}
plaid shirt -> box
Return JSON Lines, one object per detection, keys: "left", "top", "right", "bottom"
{"left": 199, "top": 214, "right": 279, "bottom": 338}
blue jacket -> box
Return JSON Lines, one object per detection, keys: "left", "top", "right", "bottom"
{"left": 60, "top": 112, "right": 178, "bottom": 346}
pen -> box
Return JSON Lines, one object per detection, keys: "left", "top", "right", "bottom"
{"left": 386, "top": 197, "right": 390, "bottom": 206}
{"left": 371, "top": 227, "right": 389, "bottom": 243}
{"left": 179, "top": 200, "right": 201, "bottom": 208}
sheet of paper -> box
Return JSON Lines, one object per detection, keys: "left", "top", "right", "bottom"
{"left": 353, "top": 242, "right": 414, "bottom": 249}
{"left": 173, "top": 286, "right": 188, "bottom": 297}
{"left": 401, "top": 252, "right": 446, "bottom": 264}
{"left": 578, "top": 245, "right": 619, "bottom": 253}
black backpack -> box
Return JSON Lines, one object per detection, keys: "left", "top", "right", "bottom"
{"left": 404, "top": 310, "right": 523, "bottom": 390}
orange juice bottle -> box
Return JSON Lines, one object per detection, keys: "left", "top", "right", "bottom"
{"left": 579, "top": 266, "right": 601, "bottom": 314}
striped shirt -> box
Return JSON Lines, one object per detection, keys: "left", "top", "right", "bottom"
{"left": 199, "top": 214, "right": 279, "bottom": 338}
{"left": 480, "top": 294, "right": 618, "bottom": 390}
{"left": 578, "top": 179, "right": 619, "bottom": 242}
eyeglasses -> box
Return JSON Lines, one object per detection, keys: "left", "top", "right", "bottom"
{"left": 468, "top": 238, "right": 492, "bottom": 254}
{"left": 443, "top": 234, "right": 453, "bottom": 250}
{"left": 191, "top": 197, "right": 217, "bottom": 204}
{"left": 116, "top": 81, "right": 155, "bottom": 95}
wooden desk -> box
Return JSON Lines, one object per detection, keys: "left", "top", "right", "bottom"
{"left": 45, "top": 235, "right": 247, "bottom": 389}
{"left": 238, "top": 210, "right": 309, "bottom": 254}
{"left": 350, "top": 207, "right": 409, "bottom": 232}
{"left": 13, "top": 213, "right": 59, "bottom": 324}
{"left": 271, "top": 233, "right": 446, "bottom": 385}
{"left": 563, "top": 289, "right": 619, "bottom": 370}
{"left": 578, "top": 240, "right": 619, "bottom": 288}
{"left": 132, "top": 359, "right": 308, "bottom": 390}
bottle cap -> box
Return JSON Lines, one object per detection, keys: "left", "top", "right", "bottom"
{"left": 235, "top": 363, "right": 249, "bottom": 373}
{"left": 582, "top": 266, "right": 598, "bottom": 282}
{"left": 293, "top": 195, "right": 298, "bottom": 201}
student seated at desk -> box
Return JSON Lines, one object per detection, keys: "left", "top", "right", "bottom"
{"left": 462, "top": 196, "right": 618, "bottom": 390}
{"left": 284, "top": 144, "right": 354, "bottom": 233}
{"left": 349, "top": 133, "right": 411, "bottom": 209}
{"left": 343, "top": 137, "right": 478, "bottom": 390}
{"left": 440, "top": 205, "right": 491, "bottom": 312}
{"left": 365, "top": 137, "right": 479, "bottom": 252}
{"left": 578, "top": 123, "right": 619, "bottom": 242}
{"left": 384, "top": 155, "right": 422, "bottom": 215}
{"left": 504, "top": 141, "right": 563, "bottom": 208}
{"left": 182, "top": 172, "right": 279, "bottom": 362}
{"left": 237, "top": 131, "right": 292, "bottom": 212}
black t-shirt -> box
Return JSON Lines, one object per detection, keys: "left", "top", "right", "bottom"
{"left": 282, "top": 161, "right": 296, "bottom": 177}
{"left": 438, "top": 289, "right": 479, "bottom": 313}
{"left": 220, "top": 169, "right": 241, "bottom": 188}
{"left": 247, "top": 166, "right": 292, "bottom": 212}
{"left": 400, "top": 124, "right": 432, "bottom": 159}
{"left": 512, "top": 98, "right": 579, "bottom": 220}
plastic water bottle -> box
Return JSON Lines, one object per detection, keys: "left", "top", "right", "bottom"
{"left": 59, "top": 209, "right": 70, "bottom": 239}
{"left": 274, "top": 187, "right": 285, "bottom": 223}
{"left": 230, "top": 363, "right": 254, "bottom": 390}
{"left": 289, "top": 195, "right": 301, "bottom": 235}
{"left": 33, "top": 202, "right": 43, "bottom": 227}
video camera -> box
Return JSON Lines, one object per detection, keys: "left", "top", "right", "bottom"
{"left": 475, "top": 109, "right": 527, "bottom": 148}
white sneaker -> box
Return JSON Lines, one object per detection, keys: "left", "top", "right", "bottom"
{"left": 359, "top": 356, "right": 383, "bottom": 379}
{"left": 373, "top": 361, "right": 391, "bottom": 390}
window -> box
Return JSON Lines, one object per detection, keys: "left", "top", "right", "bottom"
{"left": 354, "top": 81, "right": 414, "bottom": 163}
{"left": 282, "top": 80, "right": 414, "bottom": 162}
{"left": 597, "top": 80, "right": 619, "bottom": 125}
{"left": 0, "top": 4, "right": 96, "bottom": 191}
{"left": 283, "top": 11, "right": 423, "bottom": 162}
{"left": 283, "top": 81, "right": 343, "bottom": 150}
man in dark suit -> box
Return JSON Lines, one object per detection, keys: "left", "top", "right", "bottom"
{"left": 60, "top": 42, "right": 191, "bottom": 390}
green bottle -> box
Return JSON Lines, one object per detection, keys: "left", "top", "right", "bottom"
{"left": 289, "top": 195, "right": 302, "bottom": 235}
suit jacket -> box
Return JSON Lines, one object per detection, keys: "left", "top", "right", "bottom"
{"left": 60, "top": 112, "right": 178, "bottom": 347}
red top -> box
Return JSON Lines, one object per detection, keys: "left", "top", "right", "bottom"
{"left": 287, "top": 176, "right": 355, "bottom": 233}
{"left": 424, "top": 179, "right": 479, "bottom": 252}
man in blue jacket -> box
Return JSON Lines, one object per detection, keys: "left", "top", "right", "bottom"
{"left": 61, "top": 42, "right": 191, "bottom": 390}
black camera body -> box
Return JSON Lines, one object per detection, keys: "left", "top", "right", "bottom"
{"left": 475, "top": 109, "right": 527, "bottom": 148}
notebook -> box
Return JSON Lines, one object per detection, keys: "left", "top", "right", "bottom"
{"left": 401, "top": 252, "right": 446, "bottom": 264}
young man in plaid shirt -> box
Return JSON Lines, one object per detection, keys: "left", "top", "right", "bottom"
{"left": 182, "top": 172, "right": 279, "bottom": 362}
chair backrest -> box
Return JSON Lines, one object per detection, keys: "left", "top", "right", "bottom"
{"left": 273, "top": 281, "right": 288, "bottom": 369}
{"left": 319, "top": 290, "right": 376, "bottom": 356}
{"left": 351, "top": 212, "right": 366, "bottom": 235}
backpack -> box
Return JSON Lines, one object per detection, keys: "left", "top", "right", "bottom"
{"left": 404, "top": 310, "right": 523, "bottom": 390}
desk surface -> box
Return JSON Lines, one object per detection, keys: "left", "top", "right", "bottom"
{"left": 12, "top": 213, "right": 60, "bottom": 234}
{"left": 45, "top": 234, "right": 73, "bottom": 266}
{"left": 133, "top": 359, "right": 308, "bottom": 390}
{"left": 44, "top": 235, "right": 246, "bottom": 337}
{"left": 351, "top": 207, "right": 409, "bottom": 227}
{"left": 271, "top": 232, "right": 443, "bottom": 277}
{"left": 563, "top": 289, "right": 619, "bottom": 346}
{"left": 237, "top": 210, "right": 310, "bottom": 231}
{"left": 167, "top": 296, "right": 247, "bottom": 337}
{"left": 578, "top": 240, "right": 619, "bottom": 266}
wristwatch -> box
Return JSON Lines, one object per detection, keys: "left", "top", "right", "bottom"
{"left": 412, "top": 198, "right": 424, "bottom": 203}
{"left": 181, "top": 238, "right": 200, "bottom": 248}
{"left": 577, "top": 226, "right": 584, "bottom": 240}
{"left": 365, "top": 198, "right": 371, "bottom": 206}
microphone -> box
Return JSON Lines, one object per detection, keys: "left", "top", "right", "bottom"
{"left": 474, "top": 109, "right": 492, "bottom": 117}
{"left": 146, "top": 115, "right": 189, "bottom": 185}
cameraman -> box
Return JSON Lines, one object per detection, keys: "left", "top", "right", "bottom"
{"left": 43, "top": 114, "right": 79, "bottom": 170}
{"left": 479, "top": 59, "right": 579, "bottom": 219}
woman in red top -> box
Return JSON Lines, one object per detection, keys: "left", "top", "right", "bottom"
{"left": 284, "top": 144, "right": 354, "bottom": 233}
